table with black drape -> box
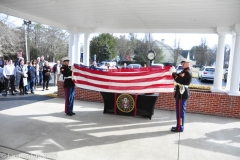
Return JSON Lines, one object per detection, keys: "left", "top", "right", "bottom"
{"left": 100, "top": 92, "right": 159, "bottom": 120}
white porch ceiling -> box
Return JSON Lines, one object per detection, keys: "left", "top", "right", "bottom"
{"left": 0, "top": 0, "right": 240, "bottom": 33}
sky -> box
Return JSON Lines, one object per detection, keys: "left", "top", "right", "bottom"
{"left": 3, "top": 13, "right": 232, "bottom": 50}
{"left": 113, "top": 33, "right": 232, "bottom": 50}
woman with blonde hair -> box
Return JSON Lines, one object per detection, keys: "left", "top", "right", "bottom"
{"left": 42, "top": 61, "right": 51, "bottom": 91}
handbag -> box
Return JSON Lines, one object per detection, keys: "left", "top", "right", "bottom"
{"left": 23, "top": 73, "right": 28, "bottom": 78}
{"left": 45, "top": 72, "right": 50, "bottom": 76}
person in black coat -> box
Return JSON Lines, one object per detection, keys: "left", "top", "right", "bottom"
{"left": 42, "top": 61, "right": 51, "bottom": 91}
{"left": 61, "top": 57, "right": 75, "bottom": 116}
{"left": 89, "top": 61, "right": 98, "bottom": 70}
{"left": 26, "top": 61, "right": 36, "bottom": 94}
{"left": 171, "top": 60, "right": 192, "bottom": 132}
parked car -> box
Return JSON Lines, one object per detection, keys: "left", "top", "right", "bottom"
{"left": 162, "top": 62, "right": 174, "bottom": 66}
{"left": 127, "top": 64, "right": 142, "bottom": 68}
{"left": 224, "top": 69, "right": 228, "bottom": 82}
{"left": 48, "top": 62, "right": 56, "bottom": 73}
{"left": 223, "top": 69, "right": 240, "bottom": 90}
{"left": 151, "top": 63, "right": 164, "bottom": 69}
{"left": 98, "top": 60, "right": 115, "bottom": 67}
{"left": 176, "top": 65, "right": 183, "bottom": 73}
{"left": 223, "top": 69, "right": 240, "bottom": 82}
{"left": 198, "top": 66, "right": 215, "bottom": 82}
{"left": 193, "top": 64, "right": 202, "bottom": 68}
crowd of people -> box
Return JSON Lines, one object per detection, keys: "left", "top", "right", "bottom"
{"left": 0, "top": 58, "right": 148, "bottom": 96}
{"left": 0, "top": 56, "right": 62, "bottom": 96}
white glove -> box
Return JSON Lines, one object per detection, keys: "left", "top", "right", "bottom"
{"left": 169, "top": 66, "right": 176, "bottom": 73}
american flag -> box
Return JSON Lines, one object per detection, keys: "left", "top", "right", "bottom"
{"left": 72, "top": 64, "right": 174, "bottom": 94}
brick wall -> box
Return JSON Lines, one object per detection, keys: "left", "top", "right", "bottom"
{"left": 58, "top": 81, "right": 103, "bottom": 102}
{"left": 58, "top": 80, "right": 240, "bottom": 118}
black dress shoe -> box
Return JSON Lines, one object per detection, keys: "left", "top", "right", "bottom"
{"left": 66, "top": 113, "right": 72, "bottom": 116}
{"left": 171, "top": 128, "right": 183, "bottom": 132}
{"left": 171, "top": 127, "right": 177, "bottom": 130}
{"left": 12, "top": 93, "right": 16, "bottom": 96}
{"left": 71, "top": 112, "right": 75, "bottom": 115}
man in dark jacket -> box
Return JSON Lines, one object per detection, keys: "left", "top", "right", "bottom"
{"left": 171, "top": 60, "right": 192, "bottom": 132}
{"left": 26, "top": 61, "right": 36, "bottom": 94}
{"left": 61, "top": 57, "right": 75, "bottom": 116}
{"left": 89, "top": 61, "right": 97, "bottom": 70}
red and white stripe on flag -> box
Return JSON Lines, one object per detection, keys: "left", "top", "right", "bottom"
{"left": 72, "top": 64, "right": 174, "bottom": 94}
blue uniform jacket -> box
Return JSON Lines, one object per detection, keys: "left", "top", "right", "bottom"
{"left": 61, "top": 65, "right": 75, "bottom": 88}
{"left": 27, "top": 66, "right": 36, "bottom": 80}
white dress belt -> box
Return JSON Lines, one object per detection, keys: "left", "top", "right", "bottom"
{"left": 177, "top": 83, "right": 189, "bottom": 94}
{"left": 64, "top": 76, "right": 72, "bottom": 79}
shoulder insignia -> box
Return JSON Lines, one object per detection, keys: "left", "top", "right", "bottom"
{"left": 180, "top": 73, "right": 185, "bottom": 77}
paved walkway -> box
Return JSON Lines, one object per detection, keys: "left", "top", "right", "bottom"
{"left": 0, "top": 86, "right": 240, "bottom": 160}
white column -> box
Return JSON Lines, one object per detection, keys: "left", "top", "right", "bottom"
{"left": 68, "top": 32, "right": 75, "bottom": 66}
{"left": 211, "top": 33, "right": 226, "bottom": 92}
{"left": 228, "top": 31, "right": 240, "bottom": 96}
{"left": 225, "top": 33, "right": 236, "bottom": 92}
{"left": 74, "top": 33, "right": 81, "bottom": 65}
{"left": 84, "top": 33, "right": 90, "bottom": 66}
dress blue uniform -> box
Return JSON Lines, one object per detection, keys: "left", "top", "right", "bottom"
{"left": 61, "top": 57, "right": 75, "bottom": 116}
{"left": 172, "top": 62, "right": 192, "bottom": 132}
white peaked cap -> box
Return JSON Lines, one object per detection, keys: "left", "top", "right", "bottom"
{"left": 62, "top": 57, "right": 70, "bottom": 62}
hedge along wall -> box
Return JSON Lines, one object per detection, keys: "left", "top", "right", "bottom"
{"left": 58, "top": 80, "right": 240, "bottom": 118}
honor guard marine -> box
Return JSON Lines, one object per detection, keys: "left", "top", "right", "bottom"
{"left": 171, "top": 60, "right": 192, "bottom": 132}
{"left": 61, "top": 57, "right": 76, "bottom": 116}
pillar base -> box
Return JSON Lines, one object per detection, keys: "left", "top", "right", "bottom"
{"left": 224, "top": 89, "right": 230, "bottom": 93}
{"left": 228, "top": 91, "right": 240, "bottom": 96}
{"left": 211, "top": 88, "right": 224, "bottom": 93}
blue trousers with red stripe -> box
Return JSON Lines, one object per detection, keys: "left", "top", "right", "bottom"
{"left": 175, "top": 99, "right": 187, "bottom": 131}
{"left": 64, "top": 87, "right": 75, "bottom": 114}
